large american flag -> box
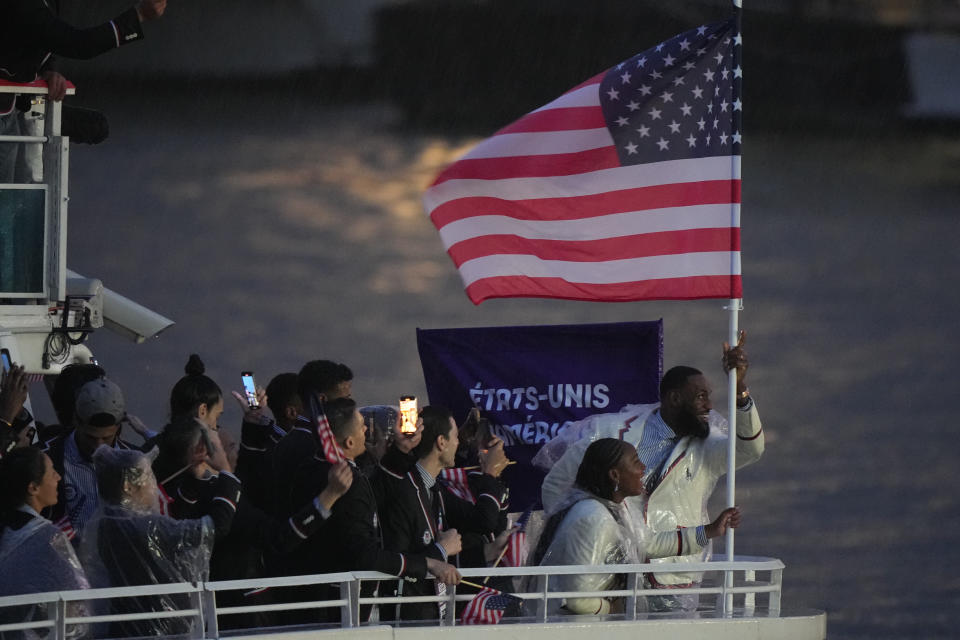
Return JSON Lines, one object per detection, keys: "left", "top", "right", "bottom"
{"left": 424, "top": 15, "right": 742, "bottom": 304}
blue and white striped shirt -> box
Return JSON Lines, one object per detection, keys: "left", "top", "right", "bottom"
{"left": 62, "top": 432, "right": 100, "bottom": 537}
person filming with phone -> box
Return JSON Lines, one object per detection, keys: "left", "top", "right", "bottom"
{"left": 272, "top": 397, "right": 460, "bottom": 625}
{"left": 376, "top": 405, "right": 512, "bottom": 621}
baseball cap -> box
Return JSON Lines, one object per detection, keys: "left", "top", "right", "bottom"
{"left": 75, "top": 377, "right": 125, "bottom": 427}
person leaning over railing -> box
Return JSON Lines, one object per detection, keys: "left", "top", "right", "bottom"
{"left": 0, "top": 0, "right": 168, "bottom": 182}
{"left": 534, "top": 438, "right": 740, "bottom": 616}
{"left": 0, "top": 446, "right": 90, "bottom": 640}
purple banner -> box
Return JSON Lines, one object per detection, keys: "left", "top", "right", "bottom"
{"left": 416, "top": 321, "right": 663, "bottom": 509}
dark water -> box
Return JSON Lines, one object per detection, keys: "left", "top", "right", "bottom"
{"left": 59, "top": 85, "right": 959, "bottom": 638}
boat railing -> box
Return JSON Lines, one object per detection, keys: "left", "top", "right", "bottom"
{"left": 0, "top": 555, "right": 784, "bottom": 639}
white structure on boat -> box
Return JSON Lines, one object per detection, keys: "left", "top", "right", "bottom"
{"left": 0, "top": 81, "right": 173, "bottom": 379}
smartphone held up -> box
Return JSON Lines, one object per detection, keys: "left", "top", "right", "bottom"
{"left": 241, "top": 372, "right": 260, "bottom": 409}
{"left": 399, "top": 395, "right": 418, "bottom": 434}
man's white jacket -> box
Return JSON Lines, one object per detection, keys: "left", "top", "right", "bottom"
{"left": 539, "top": 401, "right": 764, "bottom": 585}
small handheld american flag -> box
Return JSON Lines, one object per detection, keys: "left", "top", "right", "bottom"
{"left": 310, "top": 394, "right": 344, "bottom": 464}
{"left": 53, "top": 515, "right": 76, "bottom": 540}
{"left": 500, "top": 505, "right": 533, "bottom": 568}
{"left": 459, "top": 586, "right": 520, "bottom": 625}
{"left": 439, "top": 467, "right": 476, "bottom": 504}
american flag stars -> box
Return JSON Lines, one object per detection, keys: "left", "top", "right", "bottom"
{"left": 599, "top": 16, "right": 743, "bottom": 163}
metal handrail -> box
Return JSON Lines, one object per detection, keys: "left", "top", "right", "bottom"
{"left": 0, "top": 555, "right": 785, "bottom": 637}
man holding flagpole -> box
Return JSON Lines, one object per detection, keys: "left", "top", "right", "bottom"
{"left": 539, "top": 331, "right": 762, "bottom": 611}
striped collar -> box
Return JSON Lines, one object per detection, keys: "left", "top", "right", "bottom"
{"left": 415, "top": 462, "right": 437, "bottom": 490}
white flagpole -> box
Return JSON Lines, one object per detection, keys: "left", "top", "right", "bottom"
{"left": 724, "top": 299, "right": 741, "bottom": 616}
{"left": 724, "top": 0, "right": 743, "bottom": 617}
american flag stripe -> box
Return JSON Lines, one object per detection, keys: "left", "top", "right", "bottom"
{"left": 505, "top": 530, "right": 527, "bottom": 568}
{"left": 448, "top": 227, "right": 739, "bottom": 267}
{"left": 435, "top": 146, "right": 619, "bottom": 182}
{"left": 427, "top": 156, "right": 741, "bottom": 209}
{"left": 439, "top": 467, "right": 476, "bottom": 504}
{"left": 310, "top": 396, "right": 345, "bottom": 465}
{"left": 460, "top": 251, "right": 740, "bottom": 286}
{"left": 466, "top": 274, "right": 737, "bottom": 303}
{"left": 459, "top": 128, "right": 612, "bottom": 159}
{"left": 157, "top": 484, "right": 174, "bottom": 516}
{"left": 441, "top": 204, "right": 740, "bottom": 251}
{"left": 432, "top": 179, "right": 739, "bottom": 227}
{"left": 424, "top": 16, "right": 742, "bottom": 305}
{"left": 459, "top": 587, "right": 516, "bottom": 625}
{"left": 498, "top": 107, "right": 606, "bottom": 134}
{"left": 500, "top": 506, "right": 533, "bottom": 568}
{"left": 53, "top": 515, "right": 76, "bottom": 540}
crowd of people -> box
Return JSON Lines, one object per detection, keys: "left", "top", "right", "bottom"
{"left": 0, "top": 354, "right": 512, "bottom": 635}
{"left": 0, "top": 332, "right": 764, "bottom": 634}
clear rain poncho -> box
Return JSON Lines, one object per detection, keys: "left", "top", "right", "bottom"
{"left": 535, "top": 488, "right": 647, "bottom": 616}
{"left": 534, "top": 404, "right": 735, "bottom": 613}
{"left": 0, "top": 508, "right": 89, "bottom": 639}
{"left": 78, "top": 447, "right": 215, "bottom": 638}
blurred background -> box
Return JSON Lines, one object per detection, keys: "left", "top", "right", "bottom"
{"left": 35, "top": 0, "right": 960, "bottom": 637}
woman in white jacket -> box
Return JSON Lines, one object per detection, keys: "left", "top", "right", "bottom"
{"left": 536, "top": 438, "right": 740, "bottom": 616}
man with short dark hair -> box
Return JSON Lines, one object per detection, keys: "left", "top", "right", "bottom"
{"left": 42, "top": 377, "right": 137, "bottom": 540}
{"left": 268, "top": 360, "right": 354, "bottom": 516}
{"left": 540, "top": 332, "right": 764, "bottom": 611}
{"left": 377, "top": 406, "right": 509, "bottom": 621}
{"left": 265, "top": 373, "right": 302, "bottom": 434}
{"left": 273, "top": 398, "right": 459, "bottom": 624}
{"left": 296, "top": 360, "right": 353, "bottom": 404}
